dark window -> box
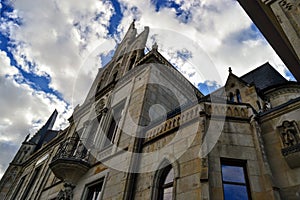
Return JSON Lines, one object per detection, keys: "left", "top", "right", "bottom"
{"left": 112, "top": 72, "right": 118, "bottom": 82}
{"left": 103, "top": 101, "right": 125, "bottom": 148}
{"left": 103, "top": 117, "right": 116, "bottom": 148}
{"left": 128, "top": 55, "right": 136, "bottom": 71}
{"left": 256, "top": 100, "right": 262, "bottom": 110}
{"left": 236, "top": 89, "right": 242, "bottom": 103}
{"left": 85, "top": 179, "right": 104, "bottom": 200}
{"left": 158, "top": 165, "right": 174, "bottom": 200}
{"left": 229, "top": 92, "right": 234, "bottom": 102}
{"left": 87, "top": 117, "right": 101, "bottom": 147}
{"left": 221, "top": 159, "right": 251, "bottom": 200}
{"left": 20, "top": 166, "right": 42, "bottom": 200}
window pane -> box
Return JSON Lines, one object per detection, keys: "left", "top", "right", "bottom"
{"left": 222, "top": 165, "right": 245, "bottom": 183}
{"left": 223, "top": 184, "right": 248, "bottom": 200}
{"left": 164, "top": 168, "right": 174, "bottom": 185}
{"left": 163, "top": 187, "right": 173, "bottom": 200}
{"left": 86, "top": 181, "right": 103, "bottom": 200}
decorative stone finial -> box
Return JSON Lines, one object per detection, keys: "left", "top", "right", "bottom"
{"left": 229, "top": 67, "right": 232, "bottom": 74}
{"left": 24, "top": 134, "right": 30, "bottom": 142}
{"left": 132, "top": 19, "right": 136, "bottom": 29}
{"left": 152, "top": 42, "right": 158, "bottom": 51}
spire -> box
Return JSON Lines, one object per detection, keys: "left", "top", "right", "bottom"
{"left": 130, "top": 19, "right": 136, "bottom": 29}
{"left": 29, "top": 109, "right": 58, "bottom": 150}
{"left": 152, "top": 42, "right": 158, "bottom": 51}
{"left": 229, "top": 67, "right": 232, "bottom": 74}
{"left": 43, "top": 109, "right": 58, "bottom": 130}
{"left": 122, "top": 19, "right": 137, "bottom": 41}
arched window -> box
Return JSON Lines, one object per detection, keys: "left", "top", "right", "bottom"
{"left": 152, "top": 159, "right": 179, "bottom": 200}
{"left": 229, "top": 92, "right": 234, "bottom": 102}
{"left": 158, "top": 165, "right": 174, "bottom": 200}
{"left": 128, "top": 54, "right": 136, "bottom": 71}
{"left": 112, "top": 71, "right": 118, "bottom": 82}
{"left": 236, "top": 89, "right": 242, "bottom": 103}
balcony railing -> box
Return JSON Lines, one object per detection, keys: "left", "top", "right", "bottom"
{"left": 50, "top": 137, "right": 93, "bottom": 185}
{"left": 281, "top": 143, "right": 300, "bottom": 156}
{"left": 52, "top": 136, "right": 91, "bottom": 163}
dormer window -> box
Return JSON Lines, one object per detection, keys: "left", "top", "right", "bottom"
{"left": 236, "top": 89, "right": 242, "bottom": 103}
{"left": 229, "top": 92, "right": 234, "bottom": 102}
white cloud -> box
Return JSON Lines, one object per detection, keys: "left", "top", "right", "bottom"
{"left": 0, "top": 0, "right": 115, "bottom": 178}
{"left": 3, "top": 0, "right": 114, "bottom": 105}
{"left": 0, "top": 50, "right": 72, "bottom": 178}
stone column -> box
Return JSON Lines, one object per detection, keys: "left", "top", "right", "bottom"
{"left": 250, "top": 114, "right": 280, "bottom": 199}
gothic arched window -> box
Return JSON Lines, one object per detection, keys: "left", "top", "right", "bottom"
{"left": 128, "top": 54, "right": 136, "bottom": 71}
{"left": 158, "top": 165, "right": 174, "bottom": 200}
{"left": 236, "top": 89, "right": 242, "bottom": 103}
{"left": 229, "top": 92, "right": 234, "bottom": 102}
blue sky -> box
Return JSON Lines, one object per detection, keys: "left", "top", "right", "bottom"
{"left": 0, "top": 0, "right": 295, "bottom": 178}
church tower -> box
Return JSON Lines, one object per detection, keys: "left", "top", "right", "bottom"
{"left": 49, "top": 21, "right": 203, "bottom": 199}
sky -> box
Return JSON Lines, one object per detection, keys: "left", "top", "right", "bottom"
{"left": 0, "top": 0, "right": 296, "bottom": 179}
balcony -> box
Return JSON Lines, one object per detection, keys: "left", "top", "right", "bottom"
{"left": 50, "top": 137, "right": 92, "bottom": 185}
{"left": 281, "top": 143, "right": 300, "bottom": 169}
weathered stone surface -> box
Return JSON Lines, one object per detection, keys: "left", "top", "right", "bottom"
{"left": 1, "top": 22, "right": 300, "bottom": 200}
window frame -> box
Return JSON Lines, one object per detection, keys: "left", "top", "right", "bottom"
{"left": 101, "top": 100, "right": 125, "bottom": 149}
{"left": 82, "top": 178, "right": 105, "bottom": 200}
{"left": 229, "top": 92, "right": 234, "bottom": 102}
{"left": 154, "top": 165, "right": 174, "bottom": 200}
{"left": 86, "top": 116, "right": 102, "bottom": 147}
{"left": 236, "top": 89, "right": 242, "bottom": 103}
{"left": 220, "top": 158, "right": 252, "bottom": 200}
{"left": 152, "top": 159, "right": 179, "bottom": 200}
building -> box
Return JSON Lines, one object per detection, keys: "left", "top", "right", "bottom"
{"left": 237, "top": 0, "right": 300, "bottom": 81}
{"left": 1, "top": 21, "right": 300, "bottom": 200}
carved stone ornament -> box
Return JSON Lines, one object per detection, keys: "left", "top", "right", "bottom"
{"left": 279, "top": 121, "right": 300, "bottom": 148}
{"left": 56, "top": 183, "right": 75, "bottom": 200}
{"left": 278, "top": 120, "right": 300, "bottom": 168}
{"left": 95, "top": 98, "right": 108, "bottom": 116}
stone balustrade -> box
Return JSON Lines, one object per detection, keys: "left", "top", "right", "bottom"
{"left": 144, "top": 103, "right": 250, "bottom": 143}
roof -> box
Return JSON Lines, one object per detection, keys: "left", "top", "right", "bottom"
{"left": 240, "top": 62, "right": 287, "bottom": 91}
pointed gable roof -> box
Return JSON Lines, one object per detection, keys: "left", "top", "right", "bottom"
{"left": 29, "top": 109, "right": 58, "bottom": 150}
{"left": 240, "top": 62, "right": 287, "bottom": 91}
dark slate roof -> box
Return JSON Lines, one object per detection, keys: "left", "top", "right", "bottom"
{"left": 240, "top": 62, "right": 287, "bottom": 90}
{"left": 29, "top": 110, "right": 58, "bottom": 151}
{"left": 42, "top": 130, "right": 59, "bottom": 145}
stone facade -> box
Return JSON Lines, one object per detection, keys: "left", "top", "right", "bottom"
{"left": 1, "top": 21, "right": 300, "bottom": 200}
{"left": 237, "top": 0, "right": 300, "bottom": 81}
